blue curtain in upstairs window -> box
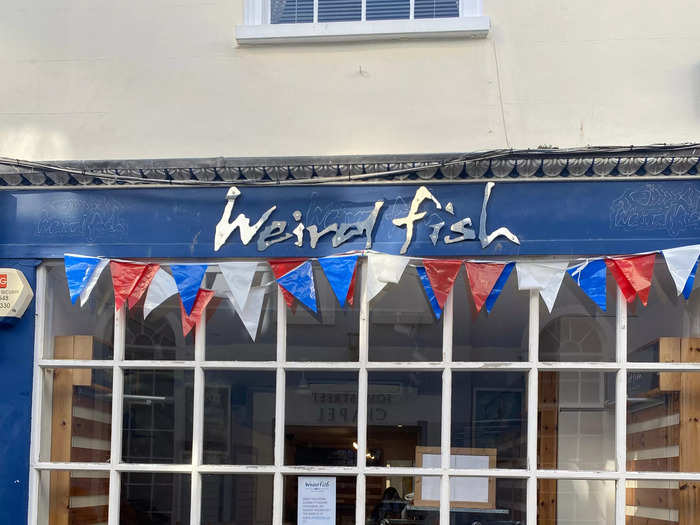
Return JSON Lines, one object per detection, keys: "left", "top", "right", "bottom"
{"left": 366, "top": 0, "right": 409, "bottom": 20}
{"left": 318, "top": 0, "right": 362, "bottom": 22}
{"left": 414, "top": 0, "right": 459, "bottom": 18}
{"left": 271, "top": 0, "right": 314, "bottom": 23}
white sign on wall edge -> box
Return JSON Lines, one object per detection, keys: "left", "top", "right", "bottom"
{"left": 0, "top": 268, "right": 34, "bottom": 319}
{"left": 298, "top": 476, "right": 336, "bottom": 525}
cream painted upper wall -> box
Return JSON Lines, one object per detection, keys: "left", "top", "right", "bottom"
{"left": 0, "top": 0, "right": 698, "bottom": 160}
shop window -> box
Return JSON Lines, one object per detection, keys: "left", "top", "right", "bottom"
{"left": 367, "top": 372, "right": 442, "bottom": 467}
{"left": 544, "top": 479, "right": 614, "bottom": 524}
{"left": 284, "top": 475, "right": 356, "bottom": 525}
{"left": 285, "top": 371, "right": 358, "bottom": 466}
{"left": 453, "top": 271, "right": 528, "bottom": 362}
{"left": 201, "top": 474, "right": 273, "bottom": 525}
{"left": 287, "top": 263, "right": 360, "bottom": 362}
{"left": 121, "top": 473, "right": 191, "bottom": 524}
{"left": 369, "top": 265, "right": 442, "bottom": 362}
{"left": 203, "top": 371, "right": 275, "bottom": 465}
{"left": 126, "top": 294, "right": 194, "bottom": 360}
{"left": 449, "top": 477, "right": 525, "bottom": 523}
{"left": 37, "top": 470, "right": 109, "bottom": 525}
{"left": 626, "top": 479, "right": 692, "bottom": 524}
{"left": 452, "top": 372, "right": 527, "bottom": 469}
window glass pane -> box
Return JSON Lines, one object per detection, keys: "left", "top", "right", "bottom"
{"left": 121, "top": 473, "right": 190, "bottom": 524}
{"left": 203, "top": 371, "right": 275, "bottom": 465}
{"left": 629, "top": 256, "right": 700, "bottom": 362}
{"left": 122, "top": 370, "right": 194, "bottom": 464}
{"left": 450, "top": 477, "right": 526, "bottom": 524}
{"left": 38, "top": 470, "right": 109, "bottom": 525}
{"left": 287, "top": 263, "right": 360, "bottom": 362}
{"left": 318, "top": 0, "right": 362, "bottom": 22}
{"left": 627, "top": 372, "right": 700, "bottom": 473}
{"left": 126, "top": 295, "right": 194, "bottom": 360}
{"left": 366, "top": 475, "right": 438, "bottom": 523}
{"left": 285, "top": 371, "right": 358, "bottom": 466}
{"left": 207, "top": 269, "right": 276, "bottom": 361}
{"left": 539, "top": 479, "right": 614, "bottom": 524}
{"left": 454, "top": 271, "right": 528, "bottom": 362}
{"left": 370, "top": 265, "right": 442, "bottom": 362}
{"left": 541, "top": 371, "right": 615, "bottom": 471}
{"left": 414, "top": 0, "right": 459, "bottom": 18}
{"left": 626, "top": 480, "right": 687, "bottom": 524}
{"left": 42, "top": 368, "right": 112, "bottom": 463}
{"left": 452, "top": 372, "right": 526, "bottom": 469}
{"left": 45, "top": 264, "right": 114, "bottom": 359}
{"left": 284, "top": 475, "right": 356, "bottom": 524}
{"left": 201, "top": 474, "right": 273, "bottom": 525}
{"left": 367, "top": 372, "right": 441, "bottom": 467}
{"left": 540, "top": 269, "right": 616, "bottom": 362}
{"left": 366, "top": 0, "right": 409, "bottom": 20}
{"left": 271, "top": 0, "right": 314, "bottom": 23}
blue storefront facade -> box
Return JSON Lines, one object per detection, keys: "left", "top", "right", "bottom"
{"left": 3, "top": 151, "right": 700, "bottom": 525}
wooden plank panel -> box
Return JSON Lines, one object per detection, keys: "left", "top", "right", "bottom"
{"left": 659, "top": 337, "right": 681, "bottom": 392}
{"left": 71, "top": 447, "right": 110, "bottom": 463}
{"left": 69, "top": 477, "right": 109, "bottom": 497}
{"left": 628, "top": 395, "right": 679, "bottom": 424}
{"left": 626, "top": 516, "right": 677, "bottom": 525}
{"left": 69, "top": 505, "right": 108, "bottom": 524}
{"left": 627, "top": 425, "right": 680, "bottom": 451}
{"left": 72, "top": 336, "right": 93, "bottom": 386}
{"left": 679, "top": 338, "right": 700, "bottom": 525}
{"left": 72, "top": 393, "right": 111, "bottom": 414}
{"left": 626, "top": 487, "right": 679, "bottom": 509}
{"left": 71, "top": 417, "right": 111, "bottom": 440}
{"left": 627, "top": 457, "right": 680, "bottom": 472}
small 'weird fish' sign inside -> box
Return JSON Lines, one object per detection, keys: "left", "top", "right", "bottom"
{"left": 214, "top": 183, "right": 519, "bottom": 253}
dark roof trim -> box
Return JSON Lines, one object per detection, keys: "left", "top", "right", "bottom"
{"left": 1, "top": 145, "right": 699, "bottom": 187}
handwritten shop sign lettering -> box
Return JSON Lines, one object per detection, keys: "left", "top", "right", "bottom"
{"left": 214, "top": 183, "right": 519, "bottom": 253}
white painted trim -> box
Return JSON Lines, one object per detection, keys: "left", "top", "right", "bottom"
{"left": 189, "top": 310, "right": 206, "bottom": 525}
{"left": 108, "top": 305, "right": 125, "bottom": 525}
{"left": 272, "top": 287, "right": 286, "bottom": 525}
{"left": 440, "top": 291, "right": 453, "bottom": 525}
{"left": 355, "top": 259, "right": 368, "bottom": 525}
{"left": 615, "top": 288, "right": 628, "bottom": 525}
{"left": 236, "top": 17, "right": 490, "bottom": 44}
{"left": 526, "top": 290, "right": 539, "bottom": 525}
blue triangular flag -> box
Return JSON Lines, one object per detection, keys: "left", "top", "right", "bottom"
{"left": 682, "top": 260, "right": 698, "bottom": 299}
{"left": 417, "top": 266, "right": 442, "bottom": 319}
{"left": 64, "top": 254, "right": 101, "bottom": 304}
{"left": 170, "top": 264, "right": 208, "bottom": 315}
{"left": 484, "top": 262, "right": 514, "bottom": 314}
{"left": 277, "top": 260, "right": 317, "bottom": 313}
{"left": 318, "top": 255, "right": 359, "bottom": 308}
{"left": 567, "top": 259, "right": 607, "bottom": 312}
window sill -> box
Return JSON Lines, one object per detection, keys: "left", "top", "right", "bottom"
{"left": 235, "top": 16, "right": 490, "bottom": 45}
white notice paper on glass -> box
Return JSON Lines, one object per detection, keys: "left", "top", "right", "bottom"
{"left": 298, "top": 477, "right": 336, "bottom": 525}
{"left": 420, "top": 453, "right": 490, "bottom": 504}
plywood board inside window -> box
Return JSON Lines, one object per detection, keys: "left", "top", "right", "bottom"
{"left": 414, "top": 446, "right": 496, "bottom": 509}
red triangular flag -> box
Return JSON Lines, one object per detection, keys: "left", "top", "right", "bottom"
{"left": 269, "top": 258, "right": 307, "bottom": 311}
{"left": 346, "top": 263, "right": 358, "bottom": 306}
{"left": 110, "top": 261, "right": 147, "bottom": 311}
{"left": 605, "top": 254, "right": 656, "bottom": 306}
{"left": 465, "top": 262, "right": 505, "bottom": 313}
{"left": 180, "top": 289, "right": 215, "bottom": 337}
{"left": 423, "top": 259, "right": 463, "bottom": 309}
{"left": 127, "top": 263, "right": 160, "bottom": 309}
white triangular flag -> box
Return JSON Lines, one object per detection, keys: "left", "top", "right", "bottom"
{"left": 228, "top": 286, "right": 266, "bottom": 341}
{"left": 144, "top": 269, "right": 178, "bottom": 319}
{"left": 79, "top": 258, "right": 109, "bottom": 307}
{"left": 219, "top": 261, "right": 259, "bottom": 310}
{"left": 367, "top": 253, "right": 409, "bottom": 301}
{"left": 662, "top": 244, "right": 700, "bottom": 296}
{"left": 516, "top": 260, "right": 569, "bottom": 312}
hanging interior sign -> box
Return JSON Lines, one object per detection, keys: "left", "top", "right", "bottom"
{"left": 0, "top": 268, "right": 34, "bottom": 320}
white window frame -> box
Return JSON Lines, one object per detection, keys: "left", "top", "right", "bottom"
{"left": 27, "top": 258, "right": 700, "bottom": 525}
{"left": 237, "top": 0, "right": 489, "bottom": 44}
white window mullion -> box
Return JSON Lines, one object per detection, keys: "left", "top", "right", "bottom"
{"left": 361, "top": 0, "right": 366, "bottom": 21}
{"left": 355, "top": 259, "right": 369, "bottom": 525}
{"left": 313, "top": 0, "right": 319, "bottom": 23}
{"left": 189, "top": 310, "right": 206, "bottom": 525}
{"left": 526, "top": 290, "right": 539, "bottom": 525}
{"left": 409, "top": 0, "right": 415, "bottom": 19}
{"left": 273, "top": 287, "right": 286, "bottom": 525}
{"left": 108, "top": 305, "right": 126, "bottom": 525}
{"left": 439, "top": 290, "right": 453, "bottom": 525}
{"left": 27, "top": 265, "right": 47, "bottom": 525}
{"left": 615, "top": 287, "right": 627, "bottom": 525}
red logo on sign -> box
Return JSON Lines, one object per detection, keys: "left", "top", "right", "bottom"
{"left": 0, "top": 275, "right": 6, "bottom": 288}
